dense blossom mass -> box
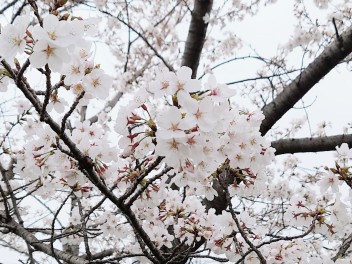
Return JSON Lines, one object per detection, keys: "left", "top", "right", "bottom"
{"left": 0, "top": 1, "right": 351, "bottom": 264}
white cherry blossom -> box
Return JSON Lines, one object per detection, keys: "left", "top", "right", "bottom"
{"left": 155, "top": 106, "right": 189, "bottom": 139}
{"left": 178, "top": 91, "right": 217, "bottom": 132}
{"left": 29, "top": 40, "right": 70, "bottom": 71}
{"left": 82, "top": 68, "right": 112, "bottom": 99}
{"left": 0, "top": 14, "right": 30, "bottom": 60}
{"left": 32, "top": 14, "right": 69, "bottom": 47}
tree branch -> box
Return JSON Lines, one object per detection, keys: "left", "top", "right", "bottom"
{"left": 260, "top": 24, "right": 352, "bottom": 135}
{"left": 201, "top": 133, "right": 352, "bottom": 230}
{"left": 0, "top": 211, "right": 87, "bottom": 264}
{"left": 1, "top": 59, "right": 165, "bottom": 263}
{"left": 332, "top": 233, "right": 352, "bottom": 261}
{"left": 0, "top": 0, "right": 20, "bottom": 15}
{"left": 181, "top": 0, "right": 213, "bottom": 78}
{"left": 271, "top": 134, "right": 352, "bottom": 155}
{"left": 0, "top": 157, "right": 15, "bottom": 181}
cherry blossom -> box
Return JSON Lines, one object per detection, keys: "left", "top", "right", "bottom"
{"left": 148, "top": 67, "right": 177, "bottom": 97}
{"left": 335, "top": 143, "right": 352, "bottom": 163}
{"left": 318, "top": 170, "right": 341, "bottom": 193}
{"left": 1, "top": 3, "right": 352, "bottom": 264}
{"left": 178, "top": 91, "right": 217, "bottom": 132}
{"left": 32, "top": 14, "right": 69, "bottom": 47}
{"left": 172, "top": 66, "right": 201, "bottom": 93}
{"left": 29, "top": 40, "right": 70, "bottom": 71}
{"left": 204, "top": 74, "right": 236, "bottom": 103}
{"left": 62, "top": 55, "right": 86, "bottom": 85}
{"left": 82, "top": 68, "right": 112, "bottom": 99}
{"left": 0, "top": 14, "right": 30, "bottom": 60}
{"left": 155, "top": 106, "right": 189, "bottom": 139}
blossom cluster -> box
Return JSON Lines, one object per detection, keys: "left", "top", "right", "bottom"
{"left": 113, "top": 66, "right": 278, "bottom": 259}
{"left": 0, "top": 11, "right": 116, "bottom": 198}
{"left": 0, "top": 13, "right": 111, "bottom": 103}
{"left": 117, "top": 67, "right": 275, "bottom": 198}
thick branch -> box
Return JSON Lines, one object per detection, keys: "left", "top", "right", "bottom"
{"left": 260, "top": 24, "right": 352, "bottom": 135}
{"left": 0, "top": 157, "right": 15, "bottom": 181}
{"left": 272, "top": 134, "right": 352, "bottom": 155}
{"left": 332, "top": 233, "right": 352, "bottom": 261}
{"left": 203, "top": 171, "right": 235, "bottom": 214}
{"left": 181, "top": 0, "right": 213, "bottom": 78}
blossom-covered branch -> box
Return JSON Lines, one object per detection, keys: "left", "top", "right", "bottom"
{"left": 0, "top": 1, "right": 352, "bottom": 263}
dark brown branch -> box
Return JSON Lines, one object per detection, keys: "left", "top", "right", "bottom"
{"left": 0, "top": 183, "right": 10, "bottom": 221}
{"left": 60, "top": 91, "right": 85, "bottom": 135}
{"left": 234, "top": 222, "right": 315, "bottom": 264}
{"left": 77, "top": 198, "right": 92, "bottom": 261}
{"left": 219, "top": 176, "right": 266, "bottom": 263}
{"left": 260, "top": 24, "right": 352, "bottom": 135}
{"left": 27, "top": 0, "right": 42, "bottom": 26}
{"left": 271, "top": 134, "right": 352, "bottom": 155}
{"left": 4, "top": 61, "right": 165, "bottom": 263}
{"left": 51, "top": 192, "right": 72, "bottom": 264}
{"left": 181, "top": 0, "right": 213, "bottom": 78}
{"left": 83, "top": 249, "right": 114, "bottom": 260}
{"left": 120, "top": 156, "right": 164, "bottom": 203}
{"left": 0, "top": 0, "right": 19, "bottom": 15}
{"left": 332, "top": 233, "right": 352, "bottom": 261}
{"left": 197, "top": 55, "right": 270, "bottom": 79}
{"left": 40, "top": 65, "right": 52, "bottom": 121}
{"left": 125, "top": 165, "right": 172, "bottom": 207}
{"left": 10, "top": 0, "right": 27, "bottom": 24}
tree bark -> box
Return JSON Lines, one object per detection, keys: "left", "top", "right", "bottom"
{"left": 181, "top": 0, "right": 213, "bottom": 78}
{"left": 332, "top": 233, "right": 352, "bottom": 261}
{"left": 272, "top": 134, "right": 352, "bottom": 155}
{"left": 260, "top": 24, "right": 352, "bottom": 135}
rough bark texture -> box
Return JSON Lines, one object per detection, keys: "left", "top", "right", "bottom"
{"left": 332, "top": 233, "right": 352, "bottom": 261}
{"left": 272, "top": 134, "right": 352, "bottom": 155}
{"left": 0, "top": 157, "right": 15, "bottom": 181}
{"left": 181, "top": 0, "right": 213, "bottom": 78}
{"left": 260, "top": 24, "right": 352, "bottom": 135}
{"left": 203, "top": 171, "right": 235, "bottom": 214}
